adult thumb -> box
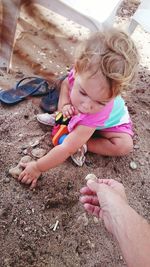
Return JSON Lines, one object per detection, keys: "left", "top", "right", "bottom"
{"left": 87, "top": 179, "right": 107, "bottom": 195}
{"left": 87, "top": 179, "right": 100, "bottom": 193}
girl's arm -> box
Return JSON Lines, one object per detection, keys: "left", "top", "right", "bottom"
{"left": 18, "top": 125, "right": 95, "bottom": 188}
{"left": 58, "top": 78, "right": 71, "bottom": 110}
{"left": 37, "top": 125, "right": 95, "bottom": 171}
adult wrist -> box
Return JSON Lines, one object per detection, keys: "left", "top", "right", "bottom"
{"left": 111, "top": 202, "right": 131, "bottom": 239}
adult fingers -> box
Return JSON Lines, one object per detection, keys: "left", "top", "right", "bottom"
{"left": 84, "top": 203, "right": 100, "bottom": 218}
{"left": 87, "top": 180, "right": 108, "bottom": 194}
{"left": 80, "top": 186, "right": 96, "bottom": 195}
{"left": 80, "top": 195, "right": 99, "bottom": 206}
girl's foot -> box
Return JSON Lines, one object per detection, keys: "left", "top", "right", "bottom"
{"left": 71, "top": 144, "right": 87, "bottom": 167}
{"left": 37, "top": 113, "right": 56, "bottom": 126}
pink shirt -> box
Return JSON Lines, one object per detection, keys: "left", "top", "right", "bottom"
{"left": 67, "top": 69, "right": 133, "bottom": 136}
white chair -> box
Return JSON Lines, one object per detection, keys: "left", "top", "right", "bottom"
{"left": 0, "top": 0, "right": 122, "bottom": 72}
{"left": 128, "top": 0, "right": 150, "bottom": 34}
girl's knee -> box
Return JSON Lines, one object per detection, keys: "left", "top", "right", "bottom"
{"left": 114, "top": 136, "right": 133, "bottom": 156}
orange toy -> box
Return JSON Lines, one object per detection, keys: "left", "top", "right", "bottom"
{"left": 52, "top": 125, "right": 69, "bottom": 146}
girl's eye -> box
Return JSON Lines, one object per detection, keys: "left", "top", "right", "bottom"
{"left": 80, "top": 91, "right": 86, "bottom": 96}
{"left": 97, "top": 101, "right": 105, "bottom": 106}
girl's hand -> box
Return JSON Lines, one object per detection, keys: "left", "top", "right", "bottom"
{"left": 18, "top": 161, "right": 42, "bottom": 189}
{"left": 62, "top": 104, "right": 78, "bottom": 118}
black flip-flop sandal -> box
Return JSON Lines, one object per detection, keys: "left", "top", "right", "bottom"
{"left": 40, "top": 74, "right": 68, "bottom": 113}
{"left": 0, "top": 77, "right": 49, "bottom": 105}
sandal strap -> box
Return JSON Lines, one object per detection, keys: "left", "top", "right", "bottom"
{"left": 15, "top": 76, "right": 48, "bottom": 89}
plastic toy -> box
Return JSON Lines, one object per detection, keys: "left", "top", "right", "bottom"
{"left": 52, "top": 112, "right": 70, "bottom": 146}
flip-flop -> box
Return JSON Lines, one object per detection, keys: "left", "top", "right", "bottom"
{"left": 40, "top": 85, "right": 59, "bottom": 113}
{"left": 0, "top": 77, "right": 50, "bottom": 105}
{"left": 15, "top": 77, "right": 50, "bottom": 96}
{"left": 40, "top": 74, "right": 68, "bottom": 113}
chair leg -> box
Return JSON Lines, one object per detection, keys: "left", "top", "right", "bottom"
{"left": 127, "top": 19, "right": 139, "bottom": 35}
{"left": 0, "top": 0, "right": 21, "bottom": 72}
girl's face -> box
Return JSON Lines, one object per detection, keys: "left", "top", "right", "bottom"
{"left": 70, "top": 71, "right": 111, "bottom": 114}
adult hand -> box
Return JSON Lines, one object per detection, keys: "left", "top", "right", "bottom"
{"left": 80, "top": 179, "right": 128, "bottom": 234}
{"left": 18, "top": 161, "right": 41, "bottom": 189}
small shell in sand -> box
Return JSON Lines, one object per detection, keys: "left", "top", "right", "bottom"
{"left": 85, "top": 173, "right": 98, "bottom": 181}
{"left": 9, "top": 156, "right": 32, "bottom": 178}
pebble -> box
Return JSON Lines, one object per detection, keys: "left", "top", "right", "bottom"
{"left": 4, "top": 178, "right": 10, "bottom": 183}
{"left": 31, "top": 208, "right": 35, "bottom": 213}
{"left": 31, "top": 148, "right": 46, "bottom": 158}
{"left": 24, "top": 226, "right": 31, "bottom": 232}
{"left": 93, "top": 217, "right": 99, "bottom": 224}
{"left": 129, "top": 161, "right": 137, "bottom": 170}
{"left": 9, "top": 165, "right": 23, "bottom": 178}
{"left": 86, "top": 240, "right": 95, "bottom": 249}
{"left": 26, "top": 210, "right": 31, "bottom": 215}
{"left": 9, "top": 156, "right": 32, "bottom": 178}
{"left": 23, "top": 149, "right": 28, "bottom": 155}
{"left": 77, "top": 213, "right": 89, "bottom": 226}
{"left": 29, "top": 139, "right": 40, "bottom": 147}
{"left": 85, "top": 173, "right": 97, "bottom": 181}
{"left": 20, "top": 156, "right": 32, "bottom": 164}
{"left": 139, "top": 160, "right": 145, "bottom": 166}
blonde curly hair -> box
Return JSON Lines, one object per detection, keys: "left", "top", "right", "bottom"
{"left": 75, "top": 28, "right": 139, "bottom": 97}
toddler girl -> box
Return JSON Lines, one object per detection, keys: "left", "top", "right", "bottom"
{"left": 18, "top": 28, "right": 139, "bottom": 188}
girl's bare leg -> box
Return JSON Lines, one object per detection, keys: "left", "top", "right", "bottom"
{"left": 87, "top": 131, "right": 133, "bottom": 156}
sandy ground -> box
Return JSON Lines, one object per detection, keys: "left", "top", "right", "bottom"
{"left": 0, "top": 1, "right": 150, "bottom": 266}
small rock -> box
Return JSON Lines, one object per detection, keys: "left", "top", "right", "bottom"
{"left": 24, "top": 226, "right": 31, "bottom": 232}
{"left": 26, "top": 210, "right": 31, "bottom": 215}
{"left": 21, "top": 144, "right": 28, "bottom": 150}
{"left": 31, "top": 148, "right": 46, "bottom": 158}
{"left": 85, "top": 173, "right": 98, "bottom": 181}
{"left": 77, "top": 213, "right": 89, "bottom": 226}
{"left": 86, "top": 240, "right": 95, "bottom": 249}
{"left": 4, "top": 178, "right": 10, "bottom": 183}
{"left": 9, "top": 156, "right": 32, "bottom": 178}
{"left": 31, "top": 208, "right": 35, "bottom": 213}
{"left": 29, "top": 139, "right": 40, "bottom": 147}
{"left": 20, "top": 156, "right": 32, "bottom": 164}
{"left": 9, "top": 165, "right": 23, "bottom": 178}
{"left": 129, "top": 161, "right": 137, "bottom": 170}
{"left": 23, "top": 149, "right": 28, "bottom": 155}
{"left": 93, "top": 217, "right": 99, "bottom": 224}
{"left": 139, "top": 160, "right": 145, "bottom": 166}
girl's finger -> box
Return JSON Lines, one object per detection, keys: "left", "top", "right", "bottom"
{"left": 26, "top": 178, "right": 32, "bottom": 185}
{"left": 18, "top": 170, "right": 26, "bottom": 181}
{"left": 30, "top": 179, "right": 37, "bottom": 189}
{"left": 21, "top": 174, "right": 29, "bottom": 183}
